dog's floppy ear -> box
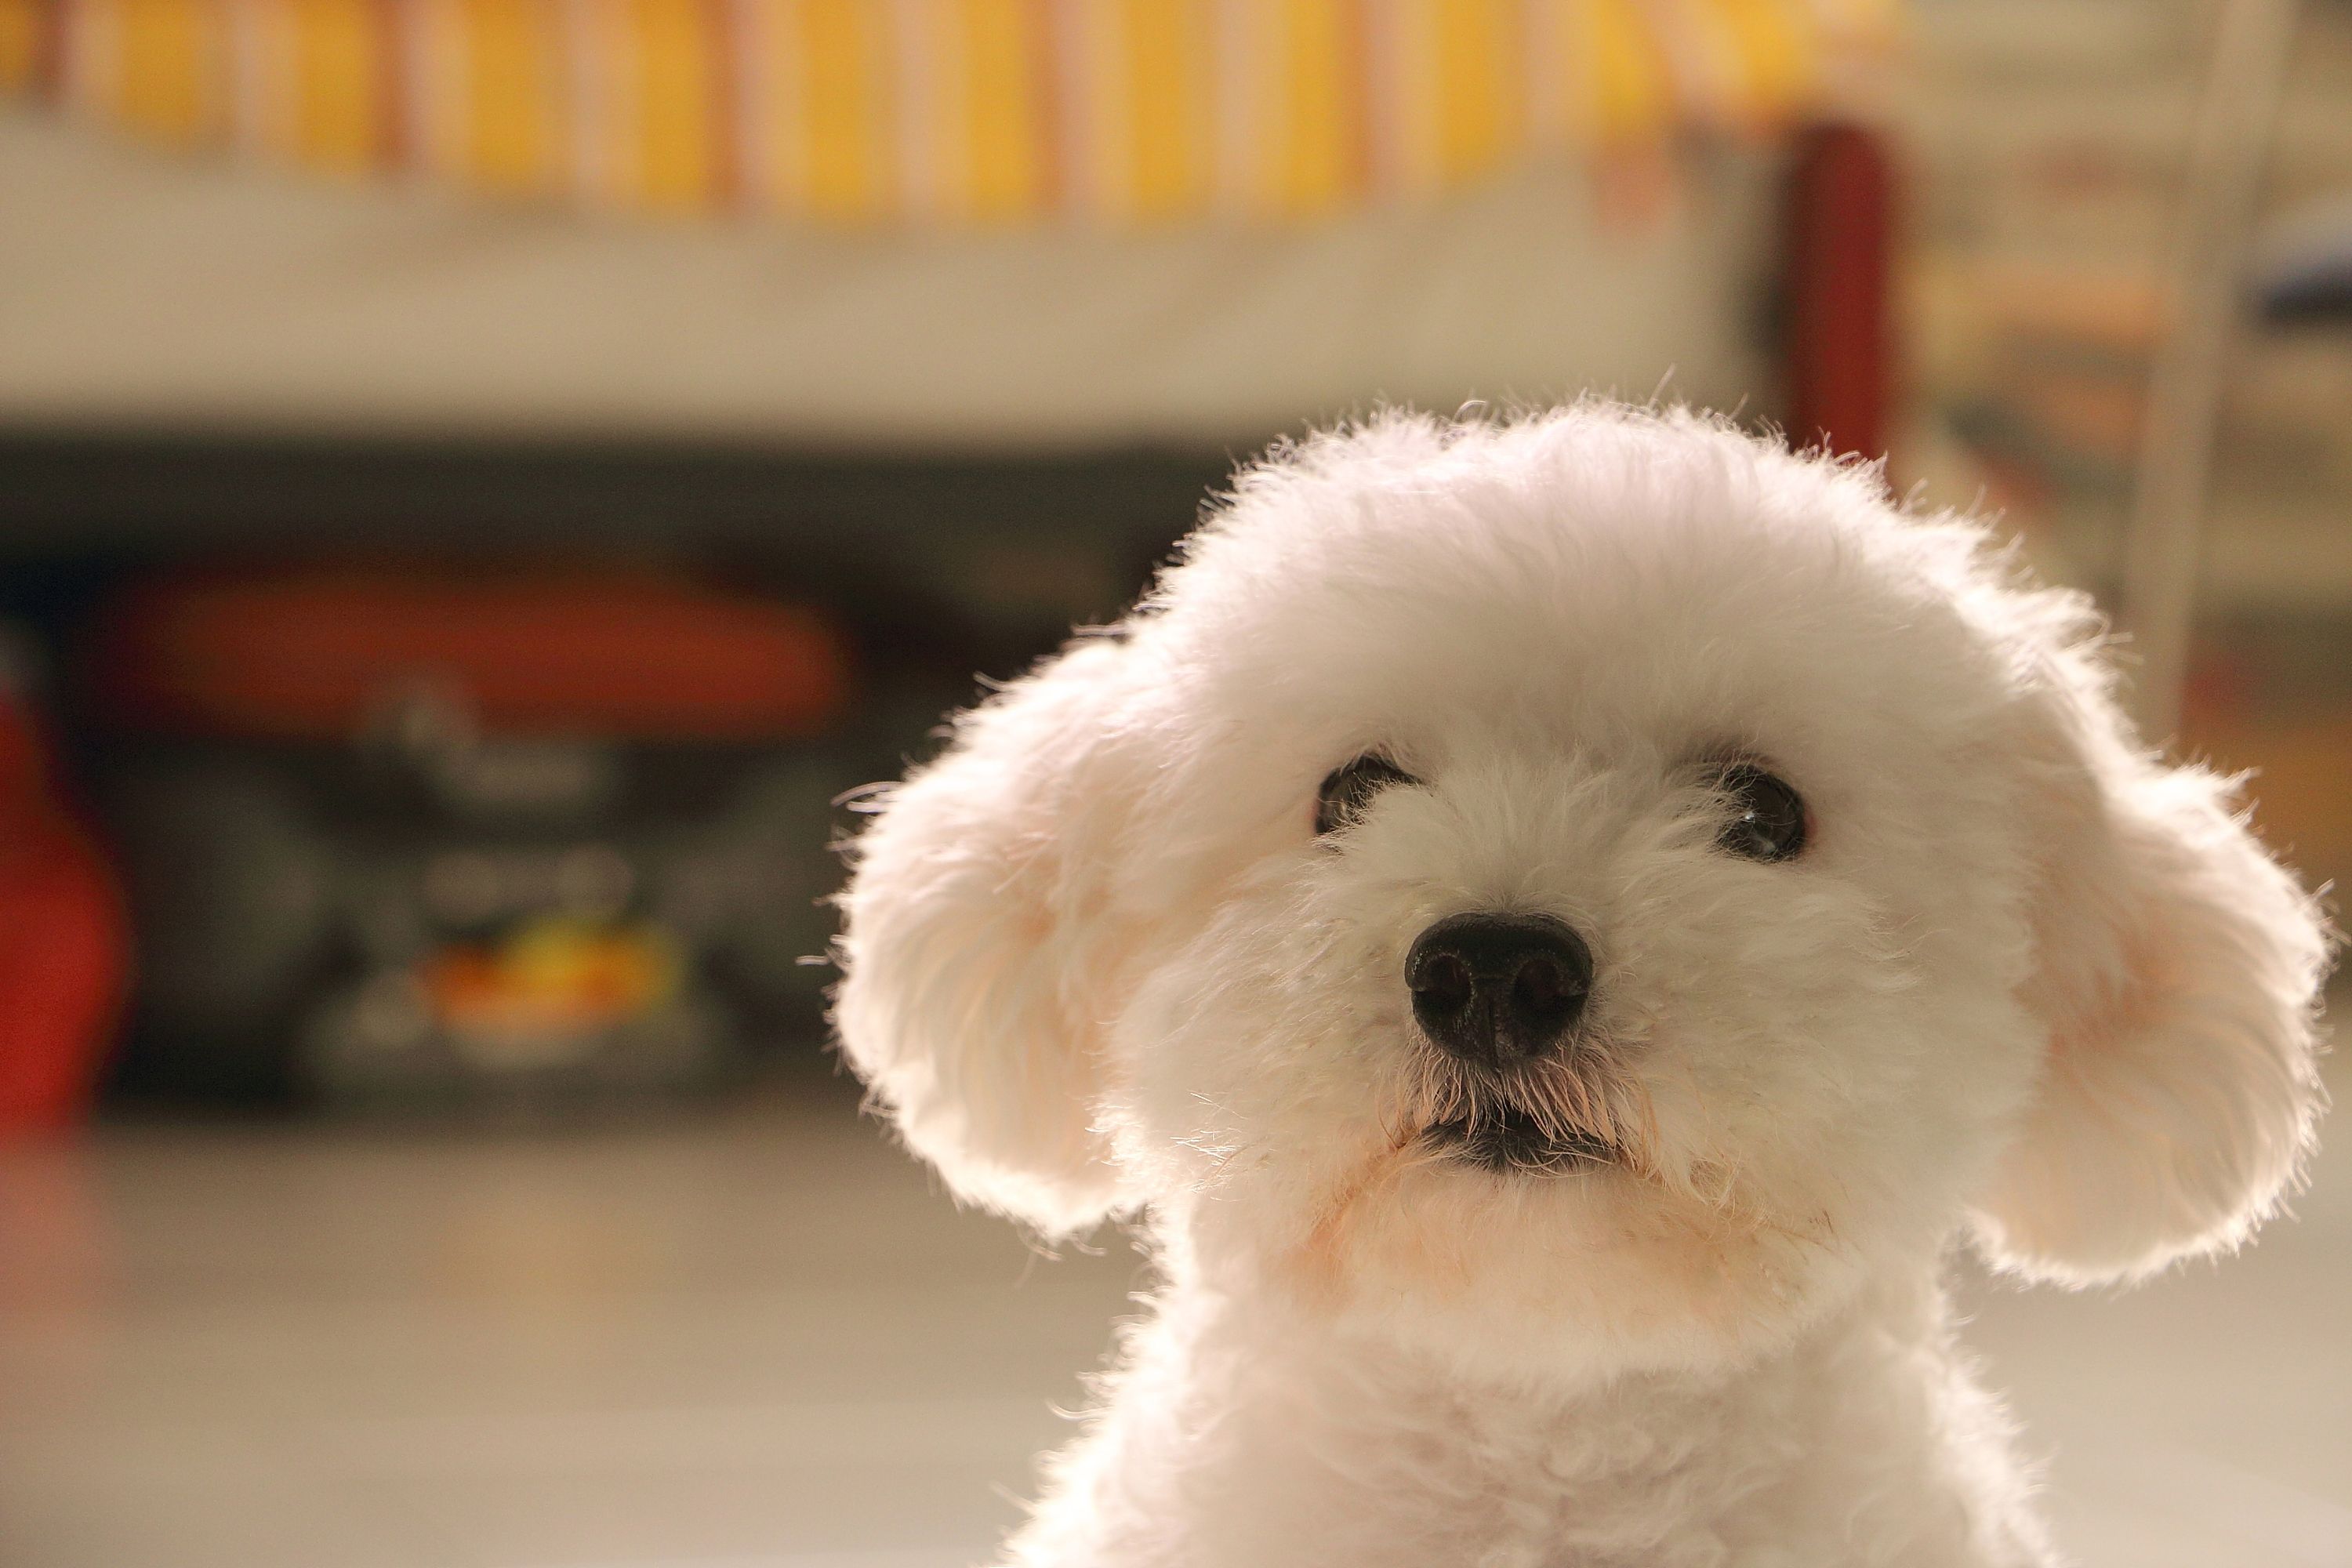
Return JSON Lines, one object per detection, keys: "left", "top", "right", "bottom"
{"left": 833, "top": 637, "right": 1152, "bottom": 1235}
{"left": 1969, "top": 641, "right": 2331, "bottom": 1285}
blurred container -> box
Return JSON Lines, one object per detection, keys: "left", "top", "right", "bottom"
{"left": 84, "top": 564, "right": 853, "bottom": 1112}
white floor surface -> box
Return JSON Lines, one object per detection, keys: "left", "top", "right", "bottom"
{"left": 1, "top": 1054, "right": 2346, "bottom": 1568}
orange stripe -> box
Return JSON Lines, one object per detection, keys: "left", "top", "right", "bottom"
{"left": 1024, "top": 0, "right": 1058, "bottom": 214}
{"left": 1335, "top": 0, "right": 1370, "bottom": 201}
{"left": 0, "top": 0, "right": 43, "bottom": 90}
{"left": 701, "top": 0, "right": 744, "bottom": 205}
{"left": 625, "top": 0, "right": 720, "bottom": 208}
{"left": 110, "top": 0, "right": 223, "bottom": 140}
{"left": 372, "top": 0, "right": 412, "bottom": 166}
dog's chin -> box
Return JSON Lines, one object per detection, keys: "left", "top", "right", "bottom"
{"left": 1421, "top": 1105, "right": 1616, "bottom": 1174}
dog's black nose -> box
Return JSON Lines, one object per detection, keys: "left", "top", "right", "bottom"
{"left": 1406, "top": 913, "right": 1592, "bottom": 1069}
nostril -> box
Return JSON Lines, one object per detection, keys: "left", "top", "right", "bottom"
{"left": 1513, "top": 956, "right": 1570, "bottom": 1017}
{"left": 1410, "top": 951, "right": 1475, "bottom": 1012}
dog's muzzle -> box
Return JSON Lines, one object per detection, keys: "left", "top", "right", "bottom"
{"left": 1405, "top": 912, "right": 1592, "bottom": 1070}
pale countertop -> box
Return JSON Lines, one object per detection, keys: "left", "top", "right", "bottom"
{"left": 2, "top": 1054, "right": 2346, "bottom": 1568}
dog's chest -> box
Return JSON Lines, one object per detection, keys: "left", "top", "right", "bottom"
{"left": 1320, "top": 1386, "right": 1793, "bottom": 1567}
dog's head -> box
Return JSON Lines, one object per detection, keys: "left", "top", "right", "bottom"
{"left": 835, "top": 408, "right": 2328, "bottom": 1377}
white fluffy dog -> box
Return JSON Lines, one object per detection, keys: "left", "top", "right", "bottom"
{"left": 833, "top": 405, "right": 2329, "bottom": 1566}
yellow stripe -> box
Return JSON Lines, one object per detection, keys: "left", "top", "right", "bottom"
{"left": 623, "top": 0, "right": 719, "bottom": 208}
{"left": 23, "top": 0, "right": 1892, "bottom": 227}
{"left": 281, "top": 0, "right": 381, "bottom": 169}
{"left": 1578, "top": 0, "right": 1670, "bottom": 143}
{"left": 1693, "top": 0, "right": 1814, "bottom": 126}
{"left": 0, "top": 0, "right": 41, "bottom": 91}
{"left": 796, "top": 0, "right": 888, "bottom": 220}
{"left": 1116, "top": 0, "right": 1208, "bottom": 220}
{"left": 1430, "top": 0, "right": 1517, "bottom": 181}
{"left": 459, "top": 0, "right": 562, "bottom": 192}
{"left": 1267, "top": 0, "right": 1352, "bottom": 216}
{"left": 111, "top": 0, "right": 220, "bottom": 140}
{"left": 952, "top": 0, "right": 1046, "bottom": 220}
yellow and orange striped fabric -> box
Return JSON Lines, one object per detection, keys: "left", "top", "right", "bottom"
{"left": 0, "top": 0, "right": 1890, "bottom": 223}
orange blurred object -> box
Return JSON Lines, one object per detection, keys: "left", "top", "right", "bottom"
{"left": 89, "top": 566, "right": 850, "bottom": 741}
{"left": 423, "top": 918, "right": 679, "bottom": 1058}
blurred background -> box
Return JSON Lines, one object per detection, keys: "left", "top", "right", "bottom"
{"left": 0, "top": 2, "right": 2345, "bottom": 1563}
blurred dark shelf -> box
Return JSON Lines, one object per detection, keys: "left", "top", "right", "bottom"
{"left": 0, "top": 430, "right": 1240, "bottom": 558}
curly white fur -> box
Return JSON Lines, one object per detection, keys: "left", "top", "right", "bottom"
{"left": 833, "top": 405, "right": 2331, "bottom": 1566}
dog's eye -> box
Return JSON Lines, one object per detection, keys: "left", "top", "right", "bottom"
{"left": 1316, "top": 753, "right": 1419, "bottom": 837}
{"left": 1715, "top": 764, "right": 1808, "bottom": 862}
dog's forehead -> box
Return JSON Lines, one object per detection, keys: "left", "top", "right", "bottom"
{"left": 1161, "top": 423, "right": 1992, "bottom": 763}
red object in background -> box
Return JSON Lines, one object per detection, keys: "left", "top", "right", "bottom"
{"left": 1784, "top": 121, "right": 1896, "bottom": 462}
{"left": 89, "top": 566, "right": 851, "bottom": 741}
{"left": 0, "top": 691, "right": 128, "bottom": 1132}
